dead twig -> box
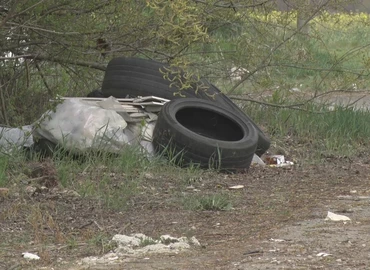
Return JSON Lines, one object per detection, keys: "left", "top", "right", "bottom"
{"left": 78, "top": 220, "right": 94, "bottom": 230}
{"left": 35, "top": 61, "right": 53, "bottom": 96}
{"left": 243, "top": 250, "right": 264, "bottom": 255}
{"left": 94, "top": 220, "right": 103, "bottom": 231}
{"left": 0, "top": 82, "right": 9, "bottom": 126}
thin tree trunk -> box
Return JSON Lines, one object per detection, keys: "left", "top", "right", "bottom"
{"left": 297, "top": 0, "right": 311, "bottom": 34}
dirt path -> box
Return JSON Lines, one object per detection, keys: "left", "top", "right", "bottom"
{"left": 2, "top": 156, "right": 370, "bottom": 270}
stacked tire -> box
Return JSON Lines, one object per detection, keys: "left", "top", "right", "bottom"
{"left": 101, "top": 57, "right": 270, "bottom": 170}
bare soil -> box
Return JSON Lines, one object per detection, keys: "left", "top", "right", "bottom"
{"left": 1, "top": 152, "right": 370, "bottom": 270}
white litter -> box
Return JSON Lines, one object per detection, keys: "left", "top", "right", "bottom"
{"left": 80, "top": 233, "right": 200, "bottom": 266}
{"left": 0, "top": 125, "right": 34, "bottom": 153}
{"left": 33, "top": 99, "right": 129, "bottom": 153}
{"left": 270, "top": 238, "right": 286, "bottom": 242}
{"left": 33, "top": 97, "right": 161, "bottom": 155}
{"left": 325, "top": 211, "right": 351, "bottom": 221}
{"left": 252, "top": 154, "right": 265, "bottom": 166}
{"left": 316, "top": 252, "right": 332, "bottom": 257}
{"left": 22, "top": 252, "right": 40, "bottom": 260}
{"left": 229, "top": 185, "right": 244, "bottom": 190}
{"left": 263, "top": 155, "right": 294, "bottom": 167}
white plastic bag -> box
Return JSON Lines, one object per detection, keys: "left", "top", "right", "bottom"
{"left": 0, "top": 125, "right": 34, "bottom": 153}
{"left": 33, "top": 99, "right": 130, "bottom": 153}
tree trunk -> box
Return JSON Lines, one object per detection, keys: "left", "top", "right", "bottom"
{"left": 297, "top": 0, "right": 311, "bottom": 34}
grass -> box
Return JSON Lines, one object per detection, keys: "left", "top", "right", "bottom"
{"left": 53, "top": 145, "right": 152, "bottom": 210}
{"left": 245, "top": 101, "right": 370, "bottom": 160}
{"left": 139, "top": 237, "right": 158, "bottom": 247}
{"left": 183, "top": 193, "right": 233, "bottom": 211}
{"left": 0, "top": 155, "right": 8, "bottom": 186}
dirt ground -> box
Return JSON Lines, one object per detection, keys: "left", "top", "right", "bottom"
{"left": 1, "top": 151, "right": 370, "bottom": 270}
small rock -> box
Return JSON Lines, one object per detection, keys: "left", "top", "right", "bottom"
{"left": 189, "top": 236, "right": 201, "bottom": 246}
{"left": 40, "top": 186, "right": 48, "bottom": 193}
{"left": 61, "top": 189, "right": 81, "bottom": 198}
{"left": 0, "top": 187, "right": 9, "bottom": 197}
{"left": 25, "top": 185, "right": 37, "bottom": 195}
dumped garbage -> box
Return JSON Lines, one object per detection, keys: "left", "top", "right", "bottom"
{"left": 0, "top": 57, "right": 272, "bottom": 171}
{"left": 100, "top": 57, "right": 271, "bottom": 161}
{"left": 31, "top": 96, "right": 167, "bottom": 155}
{"left": 34, "top": 98, "right": 129, "bottom": 153}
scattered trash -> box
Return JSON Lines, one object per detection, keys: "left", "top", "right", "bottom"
{"left": 22, "top": 252, "right": 40, "bottom": 260}
{"left": 325, "top": 211, "right": 351, "bottom": 221}
{"left": 252, "top": 154, "right": 265, "bottom": 166}
{"left": 290, "top": 87, "right": 301, "bottom": 92}
{"left": 263, "top": 155, "right": 294, "bottom": 167}
{"left": 230, "top": 66, "right": 249, "bottom": 81}
{"left": 79, "top": 233, "right": 200, "bottom": 266}
{"left": 270, "top": 238, "right": 287, "bottom": 242}
{"left": 229, "top": 185, "right": 244, "bottom": 190}
{"left": 316, "top": 252, "right": 332, "bottom": 257}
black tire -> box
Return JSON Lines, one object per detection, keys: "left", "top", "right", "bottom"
{"left": 102, "top": 57, "right": 270, "bottom": 155}
{"left": 102, "top": 57, "right": 205, "bottom": 99}
{"left": 87, "top": 89, "right": 106, "bottom": 98}
{"left": 152, "top": 98, "right": 258, "bottom": 171}
{"left": 206, "top": 83, "right": 270, "bottom": 156}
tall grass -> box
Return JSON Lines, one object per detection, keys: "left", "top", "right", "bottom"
{"left": 246, "top": 102, "right": 370, "bottom": 158}
{"left": 0, "top": 156, "right": 8, "bottom": 186}
{"left": 53, "top": 145, "right": 152, "bottom": 210}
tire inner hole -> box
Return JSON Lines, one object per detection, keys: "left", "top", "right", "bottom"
{"left": 175, "top": 107, "right": 244, "bottom": 141}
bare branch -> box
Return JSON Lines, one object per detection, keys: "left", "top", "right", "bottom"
{"left": 0, "top": 55, "right": 32, "bottom": 60}
{"left": 230, "top": 88, "right": 370, "bottom": 113}
{"left": 10, "top": 0, "right": 46, "bottom": 19}
{"left": 21, "top": 54, "right": 106, "bottom": 71}
{"left": 0, "top": 83, "right": 9, "bottom": 126}
{"left": 192, "top": 0, "right": 271, "bottom": 9}
{"left": 227, "top": 0, "right": 331, "bottom": 95}
{"left": 35, "top": 61, "right": 53, "bottom": 95}
{"left": 230, "top": 95, "right": 305, "bottom": 109}
{"left": 5, "top": 22, "right": 99, "bottom": 35}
